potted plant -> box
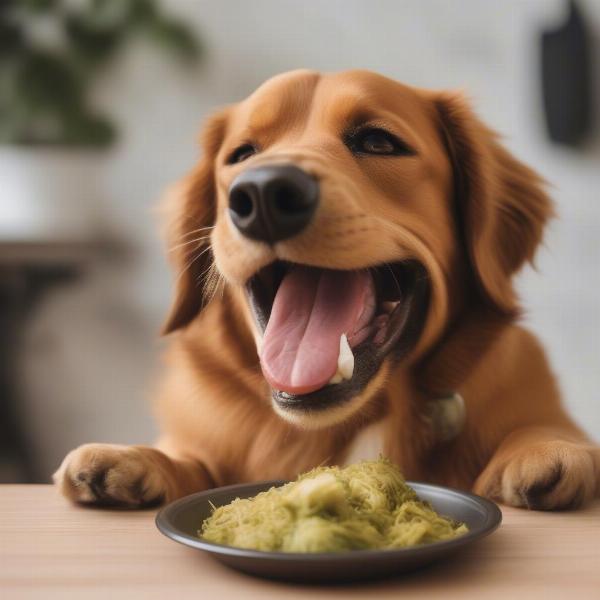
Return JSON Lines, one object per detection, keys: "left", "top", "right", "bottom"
{"left": 0, "top": 0, "right": 201, "bottom": 242}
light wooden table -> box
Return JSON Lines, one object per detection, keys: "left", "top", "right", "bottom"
{"left": 1, "top": 485, "right": 599, "bottom": 599}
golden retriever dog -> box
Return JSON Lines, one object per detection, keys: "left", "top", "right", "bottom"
{"left": 54, "top": 70, "right": 600, "bottom": 510}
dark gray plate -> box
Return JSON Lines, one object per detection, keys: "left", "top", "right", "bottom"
{"left": 156, "top": 480, "right": 502, "bottom": 583}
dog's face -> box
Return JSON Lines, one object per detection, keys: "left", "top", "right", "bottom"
{"left": 164, "top": 70, "right": 550, "bottom": 429}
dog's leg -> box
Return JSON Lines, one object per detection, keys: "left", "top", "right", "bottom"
{"left": 53, "top": 444, "right": 212, "bottom": 507}
{"left": 474, "top": 427, "right": 600, "bottom": 510}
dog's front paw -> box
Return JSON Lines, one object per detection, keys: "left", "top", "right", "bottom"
{"left": 476, "top": 440, "right": 596, "bottom": 510}
{"left": 53, "top": 444, "right": 168, "bottom": 508}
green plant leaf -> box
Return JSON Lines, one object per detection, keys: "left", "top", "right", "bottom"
{"left": 16, "top": 50, "right": 84, "bottom": 111}
{"left": 144, "top": 17, "right": 201, "bottom": 62}
{"left": 0, "top": 0, "right": 18, "bottom": 15}
{"left": 65, "top": 14, "right": 125, "bottom": 66}
{"left": 20, "top": 0, "right": 58, "bottom": 13}
{"left": 0, "top": 22, "right": 24, "bottom": 56}
{"left": 3, "top": 0, "right": 204, "bottom": 146}
{"left": 125, "top": 0, "right": 158, "bottom": 25}
{"left": 63, "top": 111, "right": 116, "bottom": 146}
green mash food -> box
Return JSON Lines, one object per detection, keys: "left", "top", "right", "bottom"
{"left": 200, "top": 459, "right": 468, "bottom": 553}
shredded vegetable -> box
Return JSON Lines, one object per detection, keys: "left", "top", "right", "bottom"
{"left": 200, "top": 458, "right": 468, "bottom": 553}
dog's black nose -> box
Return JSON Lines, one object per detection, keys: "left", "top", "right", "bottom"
{"left": 228, "top": 165, "right": 318, "bottom": 243}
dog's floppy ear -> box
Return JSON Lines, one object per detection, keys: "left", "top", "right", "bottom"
{"left": 416, "top": 93, "right": 554, "bottom": 397}
{"left": 161, "top": 108, "right": 230, "bottom": 334}
{"left": 434, "top": 92, "right": 553, "bottom": 316}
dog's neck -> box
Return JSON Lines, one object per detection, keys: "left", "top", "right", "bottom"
{"left": 341, "top": 392, "right": 465, "bottom": 467}
{"left": 425, "top": 392, "right": 466, "bottom": 443}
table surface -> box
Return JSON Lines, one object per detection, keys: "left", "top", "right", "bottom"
{"left": 1, "top": 485, "right": 599, "bottom": 600}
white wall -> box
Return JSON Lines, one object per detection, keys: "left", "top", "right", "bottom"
{"left": 23, "top": 0, "right": 600, "bottom": 479}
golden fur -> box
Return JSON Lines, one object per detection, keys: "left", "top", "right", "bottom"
{"left": 55, "top": 70, "right": 600, "bottom": 510}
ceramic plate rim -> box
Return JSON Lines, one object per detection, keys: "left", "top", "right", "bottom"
{"left": 155, "top": 479, "right": 502, "bottom": 561}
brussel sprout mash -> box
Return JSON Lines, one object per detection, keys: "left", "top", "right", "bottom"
{"left": 200, "top": 459, "right": 468, "bottom": 553}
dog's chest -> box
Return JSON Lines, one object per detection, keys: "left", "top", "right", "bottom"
{"left": 341, "top": 421, "right": 386, "bottom": 465}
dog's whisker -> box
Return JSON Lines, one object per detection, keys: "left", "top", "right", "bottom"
{"left": 201, "top": 263, "right": 224, "bottom": 305}
{"left": 169, "top": 235, "right": 212, "bottom": 252}
{"left": 176, "top": 244, "right": 213, "bottom": 284}
{"left": 195, "top": 257, "right": 217, "bottom": 283}
{"left": 195, "top": 257, "right": 222, "bottom": 296}
{"left": 178, "top": 225, "right": 216, "bottom": 239}
{"left": 316, "top": 455, "right": 332, "bottom": 468}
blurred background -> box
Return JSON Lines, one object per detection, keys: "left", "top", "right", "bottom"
{"left": 1, "top": 0, "right": 598, "bottom": 483}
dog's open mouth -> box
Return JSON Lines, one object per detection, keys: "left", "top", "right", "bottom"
{"left": 246, "top": 260, "right": 429, "bottom": 411}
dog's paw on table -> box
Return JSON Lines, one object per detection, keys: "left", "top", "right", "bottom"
{"left": 476, "top": 440, "right": 597, "bottom": 510}
{"left": 53, "top": 444, "right": 168, "bottom": 508}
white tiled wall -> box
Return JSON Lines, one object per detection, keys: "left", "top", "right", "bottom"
{"left": 22, "top": 0, "right": 599, "bottom": 479}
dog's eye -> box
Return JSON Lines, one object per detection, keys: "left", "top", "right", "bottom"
{"left": 227, "top": 144, "right": 257, "bottom": 164}
{"left": 346, "top": 128, "right": 413, "bottom": 156}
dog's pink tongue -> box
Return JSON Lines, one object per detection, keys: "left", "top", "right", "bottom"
{"left": 260, "top": 267, "right": 373, "bottom": 395}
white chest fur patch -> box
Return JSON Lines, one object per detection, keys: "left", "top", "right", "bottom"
{"left": 342, "top": 421, "right": 386, "bottom": 466}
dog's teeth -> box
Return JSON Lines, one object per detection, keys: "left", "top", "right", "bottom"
{"left": 329, "top": 334, "right": 354, "bottom": 385}
{"left": 381, "top": 301, "right": 398, "bottom": 314}
{"left": 338, "top": 334, "right": 354, "bottom": 379}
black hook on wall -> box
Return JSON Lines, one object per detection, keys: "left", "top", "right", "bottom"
{"left": 541, "top": 0, "right": 594, "bottom": 147}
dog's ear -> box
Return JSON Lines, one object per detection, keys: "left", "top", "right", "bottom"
{"left": 161, "top": 108, "right": 230, "bottom": 334}
{"left": 434, "top": 92, "right": 553, "bottom": 316}
{"left": 416, "top": 93, "right": 554, "bottom": 397}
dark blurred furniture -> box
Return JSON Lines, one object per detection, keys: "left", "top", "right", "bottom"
{"left": 541, "top": 0, "right": 593, "bottom": 147}
{"left": 0, "top": 240, "right": 97, "bottom": 482}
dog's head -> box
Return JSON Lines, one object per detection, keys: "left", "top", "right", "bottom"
{"left": 163, "top": 70, "right": 552, "bottom": 428}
